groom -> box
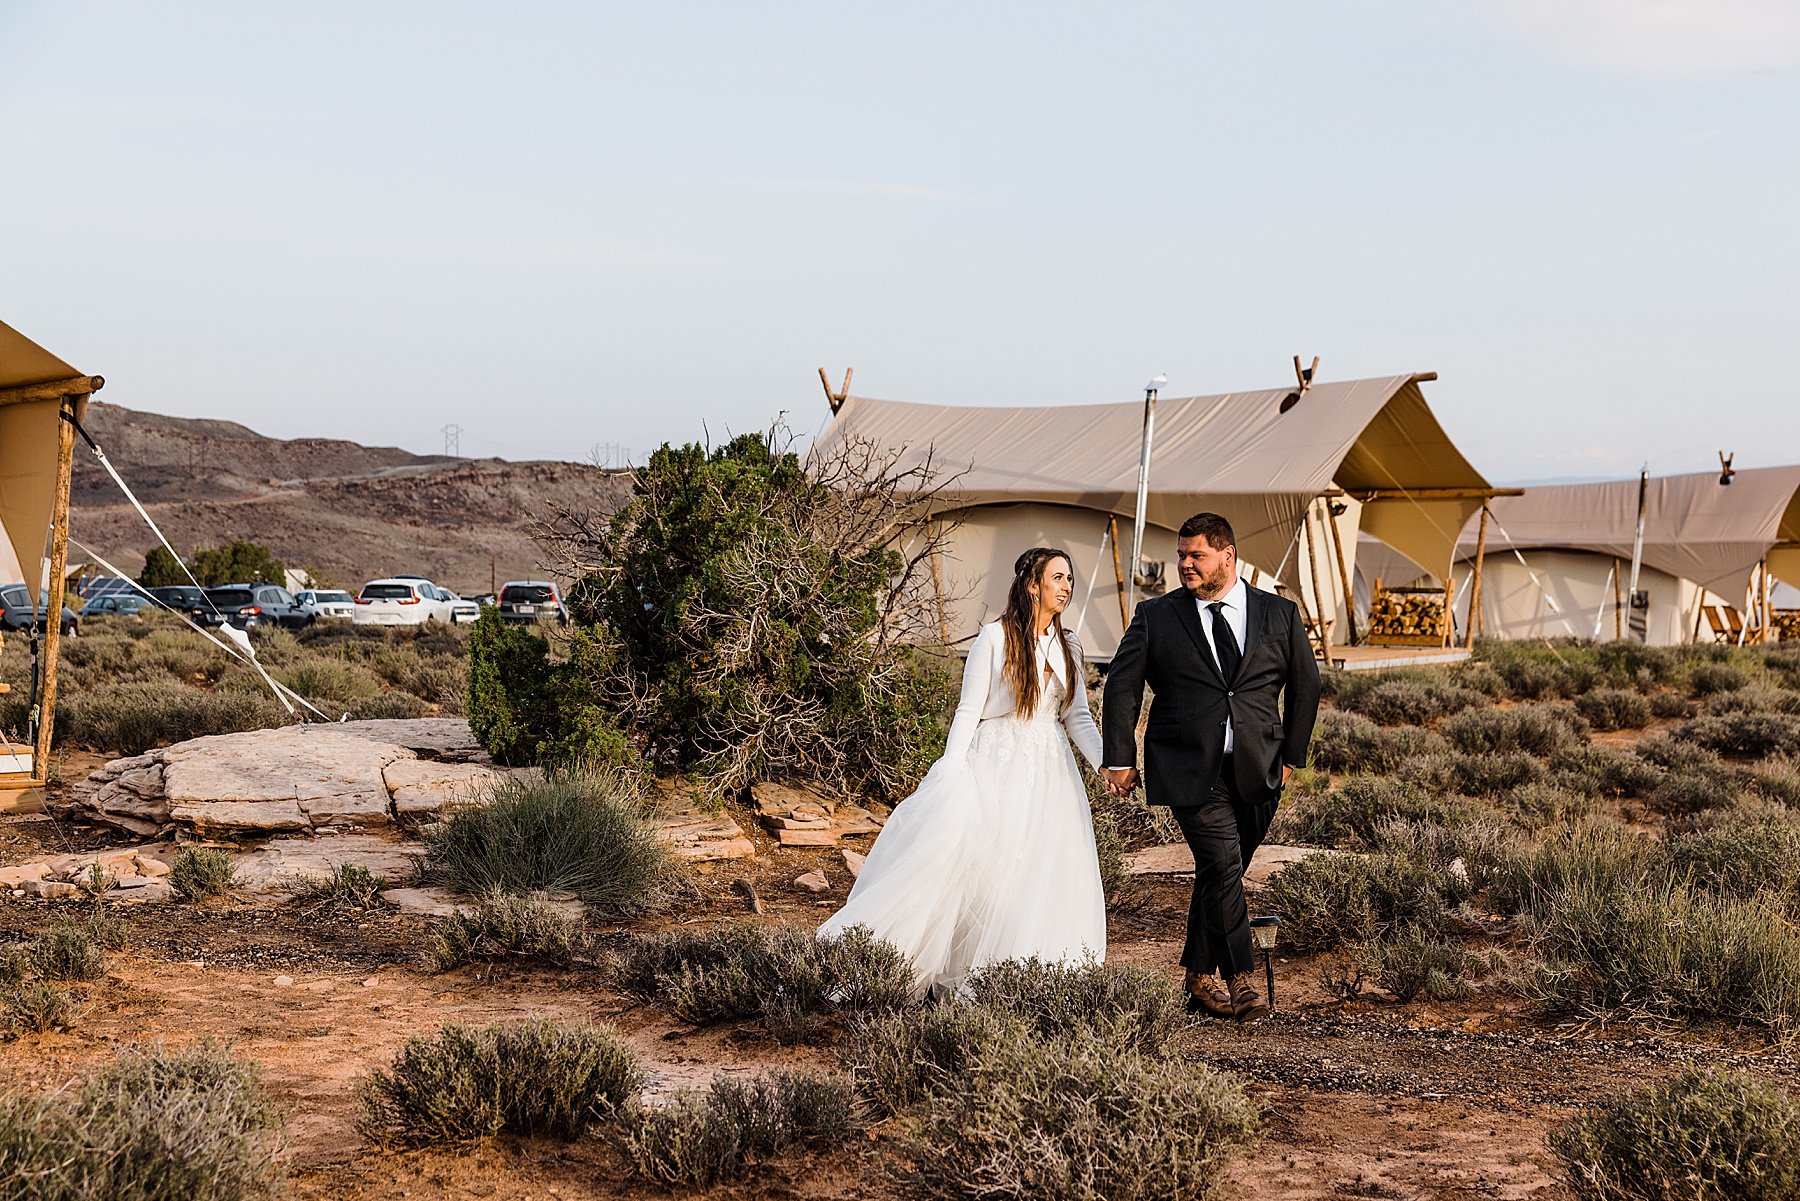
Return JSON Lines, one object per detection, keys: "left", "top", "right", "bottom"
{"left": 1103, "top": 512, "right": 1321, "bottom": 1021}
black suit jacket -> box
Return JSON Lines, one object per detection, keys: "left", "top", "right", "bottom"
{"left": 1102, "top": 583, "right": 1322, "bottom": 807}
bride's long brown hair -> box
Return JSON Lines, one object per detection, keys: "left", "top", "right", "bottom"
{"left": 1001, "top": 547, "right": 1079, "bottom": 718}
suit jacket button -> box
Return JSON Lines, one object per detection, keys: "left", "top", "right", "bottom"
{"left": 1227, "top": 691, "right": 1234, "bottom": 697}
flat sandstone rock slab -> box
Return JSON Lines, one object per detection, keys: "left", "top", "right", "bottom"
{"left": 328, "top": 718, "right": 490, "bottom": 762}
{"left": 162, "top": 727, "right": 414, "bottom": 807}
{"left": 1125, "top": 841, "right": 1327, "bottom": 884}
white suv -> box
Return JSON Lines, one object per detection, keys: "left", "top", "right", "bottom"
{"left": 295, "top": 589, "right": 356, "bottom": 620}
{"left": 352, "top": 578, "right": 456, "bottom": 626}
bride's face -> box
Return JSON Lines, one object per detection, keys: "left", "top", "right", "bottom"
{"left": 1030, "top": 556, "right": 1075, "bottom": 617}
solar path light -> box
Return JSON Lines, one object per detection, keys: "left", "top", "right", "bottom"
{"left": 1248, "top": 916, "right": 1281, "bottom": 1012}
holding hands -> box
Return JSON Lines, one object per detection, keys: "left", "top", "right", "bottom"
{"left": 1103, "top": 766, "right": 1139, "bottom": 797}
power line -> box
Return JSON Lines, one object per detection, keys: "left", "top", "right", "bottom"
{"left": 441, "top": 423, "right": 462, "bottom": 456}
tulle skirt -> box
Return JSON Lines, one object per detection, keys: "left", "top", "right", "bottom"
{"left": 818, "top": 711, "right": 1106, "bottom": 996}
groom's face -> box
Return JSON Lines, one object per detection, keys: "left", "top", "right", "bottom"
{"left": 1177, "top": 534, "right": 1236, "bottom": 598}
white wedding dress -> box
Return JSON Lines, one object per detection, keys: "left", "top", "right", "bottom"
{"left": 819, "top": 620, "right": 1107, "bottom": 996}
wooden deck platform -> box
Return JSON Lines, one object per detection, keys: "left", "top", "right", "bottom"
{"left": 1325, "top": 645, "right": 1472, "bottom": 672}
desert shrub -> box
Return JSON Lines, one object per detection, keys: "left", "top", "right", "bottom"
{"left": 1678, "top": 713, "right": 1800, "bottom": 758}
{"left": 1548, "top": 745, "right": 1665, "bottom": 798}
{"left": 1633, "top": 731, "right": 1722, "bottom": 772}
{"left": 347, "top": 691, "right": 432, "bottom": 719}
{"left": 1666, "top": 805, "right": 1800, "bottom": 908}
{"left": 1273, "top": 777, "right": 1484, "bottom": 851}
{"left": 290, "top": 862, "right": 384, "bottom": 911}
{"left": 1448, "top": 661, "right": 1510, "bottom": 699}
{"left": 465, "top": 611, "right": 563, "bottom": 767}
{"left": 169, "top": 847, "right": 237, "bottom": 902}
{"left": 621, "top": 1069, "right": 858, "bottom": 1188}
{"left": 613, "top": 923, "right": 911, "bottom": 1041}
{"left": 1369, "top": 815, "right": 1520, "bottom": 890}
{"left": 1308, "top": 711, "right": 1446, "bottom": 775}
{"left": 1503, "top": 781, "right": 1602, "bottom": 829}
{"left": 274, "top": 658, "right": 383, "bottom": 705}
{"left": 1090, "top": 806, "right": 1128, "bottom": 901}
{"left": 1450, "top": 750, "right": 1546, "bottom": 796}
{"left": 420, "top": 772, "right": 678, "bottom": 915}
{"left": 1526, "top": 876, "right": 1800, "bottom": 1030}
{"left": 1747, "top": 756, "right": 1800, "bottom": 806}
{"left": 428, "top": 895, "right": 586, "bottom": 970}
{"left": 898, "top": 1022, "right": 1259, "bottom": 1201}
{"left": 1575, "top": 689, "right": 1653, "bottom": 731}
{"left": 66, "top": 681, "right": 290, "bottom": 755}
{"left": 477, "top": 429, "right": 963, "bottom": 803}
{"left": 30, "top": 922, "right": 107, "bottom": 981}
{"left": 1689, "top": 662, "right": 1750, "bottom": 696}
{"left": 1441, "top": 705, "right": 1584, "bottom": 756}
{"left": 1649, "top": 691, "right": 1695, "bottom": 719}
{"left": 1489, "top": 818, "right": 1660, "bottom": 921}
{"left": 1262, "top": 852, "right": 1463, "bottom": 952}
{"left": 963, "top": 957, "right": 1186, "bottom": 1050}
{"left": 3, "top": 981, "right": 76, "bottom": 1034}
{"left": 358, "top": 1018, "right": 641, "bottom": 1145}
{"left": 1705, "top": 685, "right": 1800, "bottom": 716}
{"left": 1349, "top": 679, "right": 1489, "bottom": 726}
{"left": 845, "top": 1001, "right": 1027, "bottom": 1116}
{"left": 1354, "top": 927, "right": 1473, "bottom": 1002}
{"left": 1645, "top": 765, "right": 1745, "bottom": 816}
{"left": 0, "top": 1041, "right": 285, "bottom": 1201}
{"left": 1553, "top": 1065, "right": 1800, "bottom": 1201}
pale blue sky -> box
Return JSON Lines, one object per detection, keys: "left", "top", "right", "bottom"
{"left": 3, "top": 1, "right": 1796, "bottom": 482}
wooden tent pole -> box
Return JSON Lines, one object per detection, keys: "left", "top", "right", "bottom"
{"left": 1324, "top": 502, "right": 1357, "bottom": 645}
{"left": 1613, "top": 558, "right": 1624, "bottom": 641}
{"left": 1465, "top": 505, "right": 1490, "bottom": 648}
{"left": 1108, "top": 516, "right": 1128, "bottom": 629}
{"left": 1302, "top": 500, "right": 1332, "bottom": 660}
{"left": 32, "top": 396, "right": 78, "bottom": 784}
{"left": 1691, "top": 593, "right": 1708, "bottom": 644}
{"left": 1440, "top": 573, "right": 1456, "bottom": 648}
{"left": 1761, "top": 556, "right": 1772, "bottom": 644}
{"left": 1303, "top": 504, "right": 1332, "bottom": 662}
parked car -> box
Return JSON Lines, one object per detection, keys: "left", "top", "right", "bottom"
{"left": 497, "top": 580, "right": 569, "bottom": 625}
{"left": 204, "top": 583, "right": 315, "bottom": 630}
{"left": 294, "top": 588, "right": 356, "bottom": 620}
{"left": 82, "top": 594, "right": 150, "bottom": 619}
{"left": 388, "top": 576, "right": 480, "bottom": 624}
{"left": 352, "top": 578, "right": 456, "bottom": 626}
{"left": 146, "top": 584, "right": 224, "bottom": 627}
{"left": 0, "top": 585, "right": 80, "bottom": 635}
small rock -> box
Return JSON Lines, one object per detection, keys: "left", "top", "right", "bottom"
{"left": 273, "top": 975, "right": 295, "bottom": 987}
{"left": 794, "top": 871, "right": 830, "bottom": 894}
{"left": 0, "top": 864, "right": 48, "bottom": 888}
{"left": 134, "top": 856, "right": 171, "bottom": 878}
{"left": 362, "top": 976, "right": 380, "bottom": 988}
{"left": 108, "top": 881, "right": 172, "bottom": 903}
{"left": 23, "top": 879, "right": 77, "bottom": 899}
{"left": 840, "top": 849, "right": 866, "bottom": 878}
{"left": 777, "top": 828, "right": 840, "bottom": 847}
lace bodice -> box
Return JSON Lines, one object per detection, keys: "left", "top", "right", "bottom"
{"left": 941, "top": 622, "right": 1103, "bottom": 768}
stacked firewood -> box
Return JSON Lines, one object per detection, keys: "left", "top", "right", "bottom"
{"left": 1773, "top": 610, "right": 1800, "bottom": 642}
{"left": 1368, "top": 588, "right": 1447, "bottom": 641}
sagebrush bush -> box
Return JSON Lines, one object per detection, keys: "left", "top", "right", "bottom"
{"left": 1441, "top": 704, "right": 1584, "bottom": 756}
{"left": 1747, "top": 756, "right": 1800, "bottom": 806}
{"left": 1574, "top": 689, "right": 1653, "bottom": 731}
{"left": 170, "top": 847, "right": 237, "bottom": 902}
{"left": 0, "top": 1041, "right": 285, "bottom": 1201}
{"left": 421, "top": 772, "right": 679, "bottom": 915}
{"left": 3, "top": 980, "right": 76, "bottom": 1034}
{"left": 963, "top": 957, "right": 1186, "bottom": 1050}
{"left": 1272, "top": 777, "right": 1487, "bottom": 851}
{"left": 428, "top": 894, "right": 586, "bottom": 970}
{"left": 289, "top": 862, "right": 384, "bottom": 911}
{"left": 1645, "top": 765, "right": 1744, "bottom": 815}
{"left": 1704, "top": 685, "right": 1800, "bottom": 716}
{"left": 622, "top": 1069, "right": 858, "bottom": 1188}
{"left": 1666, "top": 805, "right": 1800, "bottom": 908}
{"left": 1348, "top": 679, "right": 1490, "bottom": 726}
{"left": 1633, "top": 731, "right": 1722, "bottom": 772}
{"left": 1355, "top": 926, "right": 1474, "bottom": 1002}
{"left": 30, "top": 922, "right": 107, "bottom": 981}
{"left": 613, "top": 923, "right": 912, "bottom": 1041}
{"left": 1308, "top": 712, "right": 1447, "bottom": 775}
{"left": 1678, "top": 713, "right": 1800, "bottom": 759}
{"left": 899, "top": 1023, "right": 1260, "bottom": 1201}
{"left": 1649, "top": 691, "right": 1694, "bottom": 719}
{"left": 1688, "top": 662, "right": 1750, "bottom": 696}
{"left": 1502, "top": 781, "right": 1601, "bottom": 830}
{"left": 1548, "top": 745, "right": 1664, "bottom": 798}
{"left": 67, "top": 681, "right": 290, "bottom": 755}
{"left": 1262, "top": 852, "right": 1464, "bottom": 951}
{"left": 1554, "top": 1065, "right": 1800, "bottom": 1201}
{"left": 1489, "top": 818, "right": 1659, "bottom": 921}
{"left": 358, "top": 1019, "right": 641, "bottom": 1145}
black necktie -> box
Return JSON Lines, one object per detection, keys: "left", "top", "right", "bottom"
{"left": 1208, "top": 600, "right": 1241, "bottom": 682}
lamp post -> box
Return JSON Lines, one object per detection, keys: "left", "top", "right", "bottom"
{"left": 1249, "top": 915, "right": 1281, "bottom": 1011}
{"left": 1130, "top": 374, "right": 1167, "bottom": 612}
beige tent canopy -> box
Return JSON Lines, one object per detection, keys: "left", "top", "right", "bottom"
{"left": 1451, "top": 467, "right": 1800, "bottom": 643}
{"left": 815, "top": 372, "right": 1500, "bottom": 656}
{"left": 0, "top": 318, "right": 103, "bottom": 799}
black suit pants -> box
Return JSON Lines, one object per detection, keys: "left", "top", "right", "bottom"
{"left": 1170, "top": 757, "right": 1276, "bottom": 978}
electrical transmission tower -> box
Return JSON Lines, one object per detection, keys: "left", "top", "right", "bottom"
{"left": 441, "top": 423, "right": 462, "bottom": 456}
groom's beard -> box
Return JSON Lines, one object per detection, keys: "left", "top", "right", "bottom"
{"left": 1185, "top": 566, "right": 1232, "bottom": 599}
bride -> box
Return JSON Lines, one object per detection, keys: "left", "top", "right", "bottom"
{"left": 819, "top": 546, "right": 1106, "bottom": 996}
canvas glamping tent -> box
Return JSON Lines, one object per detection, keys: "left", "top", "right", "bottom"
{"left": 812, "top": 372, "right": 1506, "bottom": 660}
{"left": 0, "top": 319, "right": 102, "bottom": 805}
{"left": 1445, "top": 466, "right": 1800, "bottom": 645}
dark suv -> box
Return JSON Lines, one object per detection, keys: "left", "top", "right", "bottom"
{"left": 147, "top": 585, "right": 223, "bottom": 626}
{"left": 497, "top": 580, "right": 569, "bottom": 625}
{"left": 204, "top": 583, "right": 315, "bottom": 630}
{"left": 0, "top": 585, "right": 80, "bottom": 635}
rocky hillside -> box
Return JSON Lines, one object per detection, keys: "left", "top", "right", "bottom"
{"left": 68, "top": 402, "right": 632, "bottom": 594}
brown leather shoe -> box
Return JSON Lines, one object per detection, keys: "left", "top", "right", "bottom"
{"left": 1229, "top": 972, "right": 1269, "bottom": 1022}
{"left": 1185, "top": 970, "right": 1234, "bottom": 1019}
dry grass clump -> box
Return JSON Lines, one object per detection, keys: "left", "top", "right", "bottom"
{"left": 1553, "top": 1065, "right": 1800, "bottom": 1201}
{"left": 1644, "top": 764, "right": 1744, "bottom": 816}
{"left": 67, "top": 682, "right": 291, "bottom": 756}
{"left": 620, "top": 1068, "right": 858, "bottom": 1188}
{"left": 1502, "top": 781, "right": 1602, "bottom": 830}
{"left": 897, "top": 1022, "right": 1259, "bottom": 1201}
{"left": 170, "top": 846, "right": 237, "bottom": 902}
{"left": 421, "top": 772, "right": 680, "bottom": 916}
{"left": 289, "top": 862, "right": 384, "bottom": 911}
{"left": 358, "top": 1018, "right": 640, "bottom": 1145}
{"left": 1574, "top": 688, "right": 1653, "bottom": 731}
{"left": 613, "top": 923, "right": 913, "bottom": 1042}
{"left": 0, "top": 1041, "right": 285, "bottom": 1201}
{"left": 1353, "top": 926, "right": 1480, "bottom": 1002}
{"left": 1666, "top": 805, "right": 1800, "bottom": 910}
{"left": 428, "top": 895, "right": 587, "bottom": 970}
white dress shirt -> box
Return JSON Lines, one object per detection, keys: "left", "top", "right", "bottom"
{"left": 1196, "top": 576, "right": 1248, "bottom": 753}
{"left": 942, "top": 621, "right": 1103, "bottom": 768}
